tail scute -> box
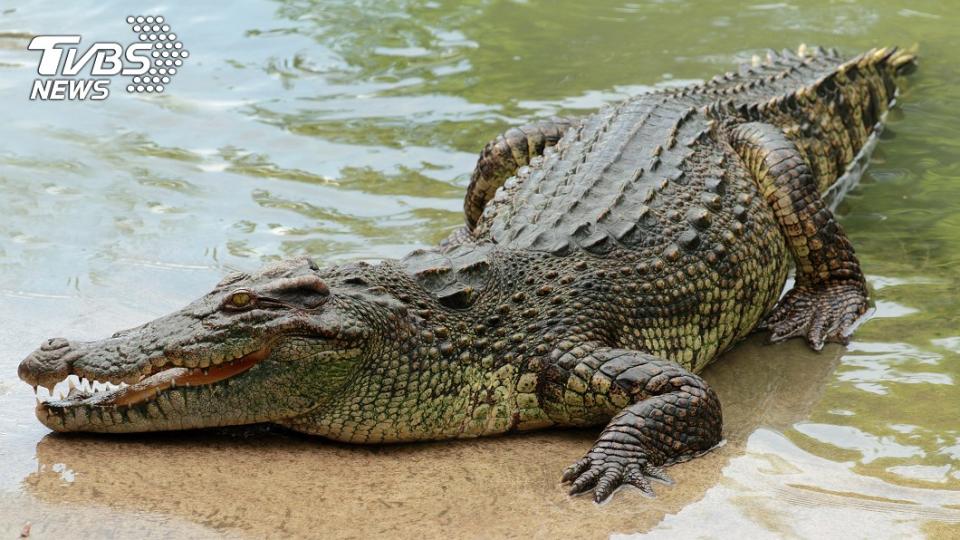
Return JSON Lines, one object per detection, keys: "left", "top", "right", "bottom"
{"left": 882, "top": 47, "right": 918, "bottom": 76}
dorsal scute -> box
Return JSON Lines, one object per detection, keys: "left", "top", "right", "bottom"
{"left": 671, "top": 45, "right": 843, "bottom": 104}
{"left": 403, "top": 243, "right": 496, "bottom": 309}
{"left": 482, "top": 93, "right": 725, "bottom": 256}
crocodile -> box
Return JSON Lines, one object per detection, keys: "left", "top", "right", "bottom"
{"left": 18, "top": 46, "right": 916, "bottom": 502}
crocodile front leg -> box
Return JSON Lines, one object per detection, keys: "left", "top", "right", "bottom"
{"left": 729, "top": 121, "right": 869, "bottom": 350}
{"left": 543, "top": 345, "right": 722, "bottom": 503}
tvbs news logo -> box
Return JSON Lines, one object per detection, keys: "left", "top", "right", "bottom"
{"left": 28, "top": 15, "right": 188, "bottom": 101}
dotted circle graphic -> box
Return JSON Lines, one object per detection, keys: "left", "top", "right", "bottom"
{"left": 126, "top": 15, "right": 187, "bottom": 94}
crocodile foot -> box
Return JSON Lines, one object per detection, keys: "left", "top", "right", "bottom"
{"left": 761, "top": 281, "right": 868, "bottom": 351}
{"left": 562, "top": 445, "right": 673, "bottom": 503}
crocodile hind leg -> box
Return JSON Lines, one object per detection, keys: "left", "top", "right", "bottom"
{"left": 543, "top": 345, "right": 722, "bottom": 503}
{"left": 729, "top": 122, "right": 869, "bottom": 350}
{"left": 463, "top": 117, "right": 577, "bottom": 231}
{"left": 442, "top": 117, "right": 577, "bottom": 248}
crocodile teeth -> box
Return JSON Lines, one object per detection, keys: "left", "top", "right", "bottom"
{"left": 34, "top": 375, "right": 129, "bottom": 403}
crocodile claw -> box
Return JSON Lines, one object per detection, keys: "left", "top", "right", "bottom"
{"left": 761, "top": 281, "right": 868, "bottom": 351}
{"left": 562, "top": 450, "right": 672, "bottom": 503}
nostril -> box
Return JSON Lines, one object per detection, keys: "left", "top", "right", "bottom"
{"left": 41, "top": 338, "right": 70, "bottom": 352}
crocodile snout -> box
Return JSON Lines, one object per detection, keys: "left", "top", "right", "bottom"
{"left": 19, "top": 337, "right": 76, "bottom": 389}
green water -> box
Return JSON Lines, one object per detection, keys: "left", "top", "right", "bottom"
{"left": 0, "top": 1, "right": 958, "bottom": 537}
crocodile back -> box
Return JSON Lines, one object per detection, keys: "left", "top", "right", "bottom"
{"left": 480, "top": 94, "right": 720, "bottom": 257}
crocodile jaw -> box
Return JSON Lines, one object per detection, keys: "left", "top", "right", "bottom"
{"left": 33, "top": 346, "right": 272, "bottom": 432}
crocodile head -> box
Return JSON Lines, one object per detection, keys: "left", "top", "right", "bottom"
{"left": 18, "top": 258, "right": 400, "bottom": 432}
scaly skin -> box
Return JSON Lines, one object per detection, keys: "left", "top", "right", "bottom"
{"left": 18, "top": 46, "right": 915, "bottom": 503}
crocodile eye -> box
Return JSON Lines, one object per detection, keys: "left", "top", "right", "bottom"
{"left": 225, "top": 289, "right": 256, "bottom": 310}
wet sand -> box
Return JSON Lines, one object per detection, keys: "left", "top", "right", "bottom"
{"left": 1, "top": 336, "right": 846, "bottom": 539}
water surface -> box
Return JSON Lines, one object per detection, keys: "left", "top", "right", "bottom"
{"left": 1, "top": 1, "right": 958, "bottom": 538}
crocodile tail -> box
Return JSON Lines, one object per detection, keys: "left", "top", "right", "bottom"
{"left": 730, "top": 46, "right": 918, "bottom": 193}
{"left": 885, "top": 46, "right": 919, "bottom": 76}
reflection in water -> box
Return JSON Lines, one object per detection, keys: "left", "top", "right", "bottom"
{"left": 626, "top": 429, "right": 960, "bottom": 540}
{"left": 1, "top": 0, "right": 959, "bottom": 537}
